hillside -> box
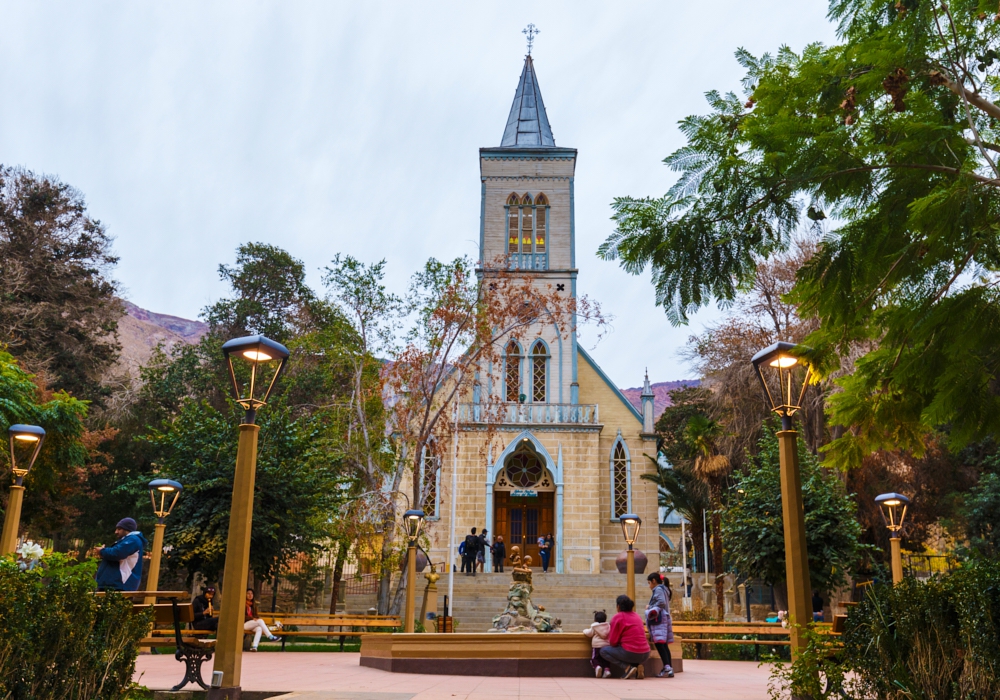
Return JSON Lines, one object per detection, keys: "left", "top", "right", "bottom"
{"left": 621, "top": 379, "right": 701, "bottom": 420}
{"left": 116, "top": 301, "right": 208, "bottom": 373}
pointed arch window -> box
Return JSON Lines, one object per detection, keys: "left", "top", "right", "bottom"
{"left": 505, "top": 340, "right": 522, "bottom": 402}
{"left": 610, "top": 433, "right": 632, "bottom": 520}
{"left": 504, "top": 192, "right": 550, "bottom": 270}
{"left": 420, "top": 442, "right": 439, "bottom": 518}
{"left": 530, "top": 341, "right": 548, "bottom": 402}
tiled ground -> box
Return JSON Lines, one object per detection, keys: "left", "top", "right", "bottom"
{"left": 134, "top": 652, "right": 774, "bottom": 700}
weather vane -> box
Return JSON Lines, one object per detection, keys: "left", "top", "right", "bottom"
{"left": 523, "top": 24, "right": 540, "bottom": 55}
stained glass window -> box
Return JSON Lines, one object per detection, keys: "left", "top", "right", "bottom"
{"left": 612, "top": 441, "right": 629, "bottom": 519}
{"left": 505, "top": 448, "right": 544, "bottom": 487}
{"left": 505, "top": 340, "right": 521, "bottom": 402}
{"left": 521, "top": 194, "right": 533, "bottom": 248}
{"left": 535, "top": 194, "right": 547, "bottom": 252}
{"left": 421, "top": 445, "right": 437, "bottom": 517}
{"left": 531, "top": 342, "right": 546, "bottom": 402}
{"left": 507, "top": 194, "right": 519, "bottom": 251}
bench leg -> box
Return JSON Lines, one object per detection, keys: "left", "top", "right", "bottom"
{"left": 340, "top": 634, "right": 345, "bottom": 652}
{"left": 172, "top": 649, "right": 211, "bottom": 691}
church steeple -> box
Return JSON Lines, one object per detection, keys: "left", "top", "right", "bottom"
{"left": 500, "top": 55, "right": 555, "bottom": 148}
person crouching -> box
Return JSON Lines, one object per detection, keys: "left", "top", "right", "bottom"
{"left": 599, "top": 594, "right": 651, "bottom": 679}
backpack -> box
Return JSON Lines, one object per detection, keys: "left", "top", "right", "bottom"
{"left": 463, "top": 534, "right": 478, "bottom": 555}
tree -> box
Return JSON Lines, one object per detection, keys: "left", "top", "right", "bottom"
{"left": 723, "top": 424, "right": 863, "bottom": 603}
{"left": 599, "top": 0, "right": 1000, "bottom": 468}
{"left": 640, "top": 456, "right": 709, "bottom": 572}
{"left": 0, "top": 166, "right": 122, "bottom": 400}
{"left": 963, "top": 472, "right": 1000, "bottom": 558}
{"left": 0, "top": 350, "right": 90, "bottom": 541}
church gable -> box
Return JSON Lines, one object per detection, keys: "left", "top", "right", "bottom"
{"left": 577, "top": 347, "right": 643, "bottom": 426}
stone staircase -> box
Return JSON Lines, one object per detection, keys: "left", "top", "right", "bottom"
{"left": 442, "top": 572, "right": 656, "bottom": 632}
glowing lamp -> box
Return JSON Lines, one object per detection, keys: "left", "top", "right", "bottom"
{"left": 403, "top": 509, "right": 425, "bottom": 543}
{"left": 619, "top": 513, "right": 642, "bottom": 548}
{"left": 221, "top": 335, "right": 289, "bottom": 423}
{"left": 875, "top": 492, "right": 910, "bottom": 533}
{"left": 751, "top": 342, "right": 812, "bottom": 428}
{"left": 7, "top": 425, "right": 45, "bottom": 482}
{"left": 148, "top": 478, "right": 184, "bottom": 521}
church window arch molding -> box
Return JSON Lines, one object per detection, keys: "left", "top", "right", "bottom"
{"left": 610, "top": 431, "right": 632, "bottom": 520}
{"left": 504, "top": 192, "right": 549, "bottom": 270}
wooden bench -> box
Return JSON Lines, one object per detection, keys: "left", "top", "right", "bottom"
{"left": 123, "top": 591, "right": 216, "bottom": 691}
{"left": 258, "top": 613, "right": 401, "bottom": 651}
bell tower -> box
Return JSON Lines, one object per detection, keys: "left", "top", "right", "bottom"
{"left": 479, "top": 53, "right": 580, "bottom": 403}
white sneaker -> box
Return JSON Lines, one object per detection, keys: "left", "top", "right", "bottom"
{"left": 602, "top": 669, "right": 612, "bottom": 679}
{"left": 595, "top": 667, "right": 602, "bottom": 678}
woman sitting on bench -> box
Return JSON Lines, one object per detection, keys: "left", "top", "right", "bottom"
{"left": 244, "top": 589, "right": 280, "bottom": 651}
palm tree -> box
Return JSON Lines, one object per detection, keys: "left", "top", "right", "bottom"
{"left": 684, "top": 414, "right": 731, "bottom": 619}
{"left": 641, "top": 456, "right": 709, "bottom": 573}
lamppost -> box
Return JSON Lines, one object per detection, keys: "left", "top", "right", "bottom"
{"left": 751, "top": 341, "right": 812, "bottom": 659}
{"left": 144, "top": 478, "right": 183, "bottom": 604}
{"left": 1, "top": 425, "right": 46, "bottom": 555}
{"left": 875, "top": 492, "right": 910, "bottom": 585}
{"left": 210, "top": 335, "right": 288, "bottom": 700}
{"left": 403, "top": 509, "right": 425, "bottom": 633}
{"left": 620, "top": 513, "right": 642, "bottom": 602}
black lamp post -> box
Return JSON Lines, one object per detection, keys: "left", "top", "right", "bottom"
{"left": 211, "top": 335, "right": 288, "bottom": 698}
{"left": 751, "top": 341, "right": 812, "bottom": 659}
{"left": 1, "top": 425, "right": 46, "bottom": 555}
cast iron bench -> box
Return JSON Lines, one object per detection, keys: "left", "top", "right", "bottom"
{"left": 258, "top": 613, "right": 400, "bottom": 651}
{"left": 126, "top": 591, "right": 216, "bottom": 691}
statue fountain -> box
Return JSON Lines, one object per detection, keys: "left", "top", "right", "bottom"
{"left": 489, "top": 545, "right": 562, "bottom": 633}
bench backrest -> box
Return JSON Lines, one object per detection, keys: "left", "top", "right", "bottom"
{"left": 132, "top": 602, "right": 195, "bottom": 625}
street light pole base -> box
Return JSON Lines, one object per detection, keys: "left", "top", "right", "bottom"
{"left": 207, "top": 687, "right": 241, "bottom": 700}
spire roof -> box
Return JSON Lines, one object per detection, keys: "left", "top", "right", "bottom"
{"left": 500, "top": 55, "right": 555, "bottom": 148}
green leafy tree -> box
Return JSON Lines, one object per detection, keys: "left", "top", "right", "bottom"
{"left": 599, "top": 0, "right": 1000, "bottom": 467}
{"left": 0, "top": 165, "right": 122, "bottom": 400}
{"left": 962, "top": 471, "right": 1000, "bottom": 558}
{"left": 640, "top": 456, "right": 709, "bottom": 571}
{"left": 723, "top": 424, "right": 863, "bottom": 601}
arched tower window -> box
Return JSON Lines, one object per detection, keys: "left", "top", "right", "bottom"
{"left": 610, "top": 433, "right": 631, "bottom": 520}
{"left": 530, "top": 341, "right": 548, "bottom": 403}
{"left": 421, "top": 442, "right": 439, "bottom": 518}
{"left": 504, "top": 192, "right": 550, "bottom": 270}
{"left": 520, "top": 194, "right": 533, "bottom": 250}
{"left": 535, "top": 194, "right": 547, "bottom": 253}
{"left": 507, "top": 194, "right": 519, "bottom": 252}
{"left": 505, "top": 340, "right": 522, "bottom": 402}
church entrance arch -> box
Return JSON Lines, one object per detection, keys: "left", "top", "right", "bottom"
{"left": 492, "top": 441, "right": 555, "bottom": 568}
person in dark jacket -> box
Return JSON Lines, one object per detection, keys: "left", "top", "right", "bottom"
{"left": 492, "top": 535, "right": 506, "bottom": 573}
{"left": 462, "top": 527, "right": 478, "bottom": 575}
{"left": 95, "top": 518, "right": 148, "bottom": 591}
{"left": 192, "top": 586, "right": 219, "bottom": 631}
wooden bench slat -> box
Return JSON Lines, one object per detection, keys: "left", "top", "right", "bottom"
{"left": 677, "top": 638, "right": 792, "bottom": 646}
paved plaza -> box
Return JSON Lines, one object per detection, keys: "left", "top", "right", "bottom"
{"left": 134, "top": 653, "right": 773, "bottom": 699}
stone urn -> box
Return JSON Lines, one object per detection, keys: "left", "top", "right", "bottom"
{"left": 615, "top": 549, "right": 648, "bottom": 574}
{"left": 399, "top": 548, "right": 429, "bottom": 573}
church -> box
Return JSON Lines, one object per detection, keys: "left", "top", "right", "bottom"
{"left": 421, "top": 51, "right": 660, "bottom": 576}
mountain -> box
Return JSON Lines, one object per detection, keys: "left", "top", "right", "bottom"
{"left": 115, "top": 301, "right": 208, "bottom": 373}
{"left": 621, "top": 379, "right": 701, "bottom": 421}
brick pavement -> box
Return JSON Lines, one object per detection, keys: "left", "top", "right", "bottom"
{"left": 134, "top": 652, "right": 773, "bottom": 699}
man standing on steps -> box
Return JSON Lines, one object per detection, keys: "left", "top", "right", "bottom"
{"left": 477, "top": 529, "right": 491, "bottom": 573}
{"left": 462, "top": 527, "right": 479, "bottom": 575}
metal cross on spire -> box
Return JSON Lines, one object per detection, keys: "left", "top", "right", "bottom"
{"left": 522, "top": 24, "right": 540, "bottom": 55}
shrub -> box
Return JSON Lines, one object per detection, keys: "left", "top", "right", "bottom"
{"left": 769, "top": 559, "right": 1000, "bottom": 699}
{"left": 0, "top": 552, "right": 152, "bottom": 700}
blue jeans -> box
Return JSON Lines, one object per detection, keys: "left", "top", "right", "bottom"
{"left": 540, "top": 549, "right": 550, "bottom": 571}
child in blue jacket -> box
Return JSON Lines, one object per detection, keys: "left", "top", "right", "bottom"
{"left": 96, "top": 517, "right": 149, "bottom": 591}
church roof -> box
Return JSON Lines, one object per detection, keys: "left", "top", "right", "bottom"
{"left": 500, "top": 55, "right": 555, "bottom": 148}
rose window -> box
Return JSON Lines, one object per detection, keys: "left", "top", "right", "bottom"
{"left": 505, "top": 450, "right": 543, "bottom": 488}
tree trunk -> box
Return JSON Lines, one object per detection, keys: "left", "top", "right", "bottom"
{"left": 388, "top": 564, "right": 407, "bottom": 616}
{"left": 376, "top": 513, "right": 398, "bottom": 614}
{"left": 328, "top": 539, "right": 348, "bottom": 615}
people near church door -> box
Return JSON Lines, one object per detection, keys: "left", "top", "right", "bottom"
{"left": 95, "top": 517, "right": 149, "bottom": 592}
{"left": 538, "top": 534, "right": 552, "bottom": 572}
{"left": 645, "top": 572, "right": 675, "bottom": 678}
{"left": 599, "top": 594, "right": 651, "bottom": 679}
{"left": 192, "top": 586, "right": 219, "bottom": 631}
{"left": 461, "top": 527, "right": 479, "bottom": 575}
{"left": 477, "top": 529, "right": 490, "bottom": 572}
{"left": 492, "top": 536, "right": 506, "bottom": 572}
{"left": 584, "top": 610, "right": 612, "bottom": 678}
{"left": 244, "top": 589, "right": 281, "bottom": 651}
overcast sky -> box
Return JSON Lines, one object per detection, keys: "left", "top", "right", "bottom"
{"left": 0, "top": 1, "right": 837, "bottom": 386}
